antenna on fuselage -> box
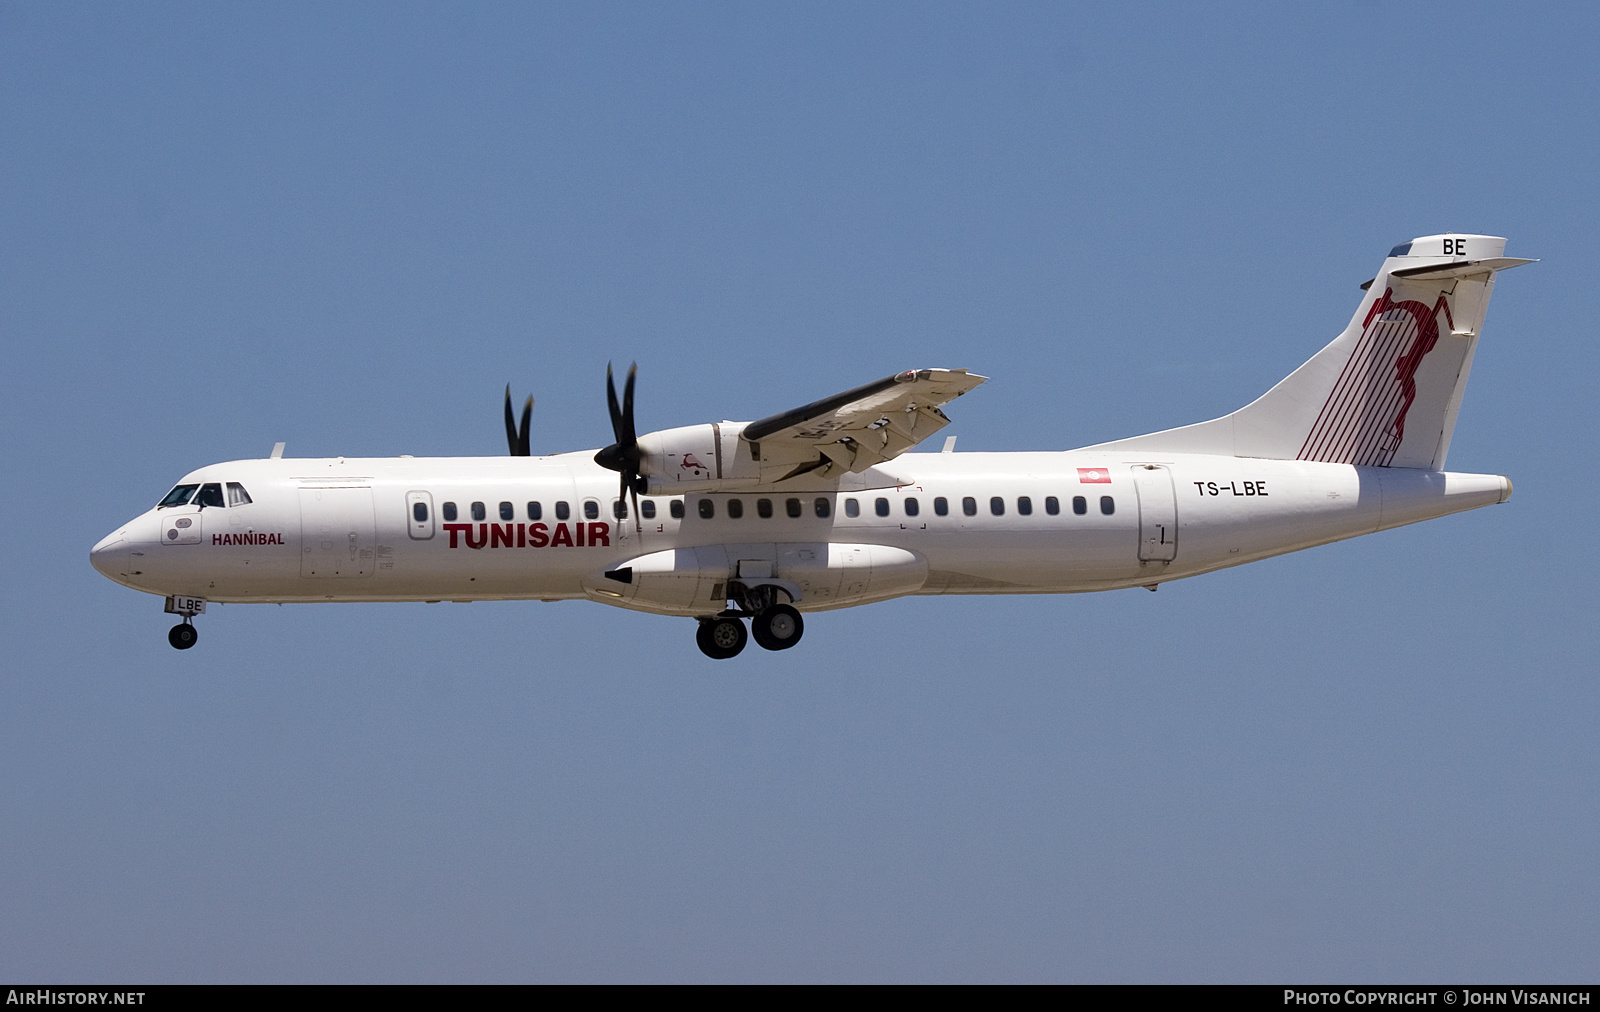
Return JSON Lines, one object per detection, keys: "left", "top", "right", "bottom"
{"left": 270, "top": 442, "right": 285, "bottom": 459}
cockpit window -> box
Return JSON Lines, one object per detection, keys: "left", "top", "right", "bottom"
{"left": 194, "top": 483, "right": 226, "bottom": 509}
{"left": 226, "top": 482, "right": 253, "bottom": 506}
{"left": 157, "top": 484, "right": 199, "bottom": 508}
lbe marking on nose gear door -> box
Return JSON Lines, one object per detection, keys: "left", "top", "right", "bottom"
{"left": 299, "top": 487, "right": 376, "bottom": 578}
{"left": 1133, "top": 464, "right": 1178, "bottom": 564}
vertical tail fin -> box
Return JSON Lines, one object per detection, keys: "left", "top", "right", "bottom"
{"left": 1089, "top": 234, "right": 1533, "bottom": 469}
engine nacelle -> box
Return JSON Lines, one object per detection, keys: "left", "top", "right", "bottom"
{"left": 637, "top": 424, "right": 850, "bottom": 493}
{"left": 583, "top": 542, "right": 928, "bottom": 617}
{"left": 637, "top": 424, "right": 725, "bottom": 493}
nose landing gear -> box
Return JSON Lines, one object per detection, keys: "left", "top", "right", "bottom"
{"left": 168, "top": 621, "right": 198, "bottom": 650}
{"left": 163, "top": 595, "right": 206, "bottom": 650}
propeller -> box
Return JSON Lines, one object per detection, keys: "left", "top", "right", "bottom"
{"left": 593, "top": 362, "right": 645, "bottom": 530}
{"left": 504, "top": 385, "right": 533, "bottom": 456}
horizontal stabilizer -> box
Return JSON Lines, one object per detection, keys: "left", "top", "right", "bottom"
{"left": 1390, "top": 257, "right": 1536, "bottom": 280}
{"left": 1363, "top": 256, "right": 1536, "bottom": 289}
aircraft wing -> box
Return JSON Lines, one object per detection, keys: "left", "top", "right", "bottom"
{"left": 741, "top": 368, "right": 987, "bottom": 476}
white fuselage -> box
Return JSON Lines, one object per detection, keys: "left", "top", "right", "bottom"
{"left": 90, "top": 449, "right": 1510, "bottom": 613}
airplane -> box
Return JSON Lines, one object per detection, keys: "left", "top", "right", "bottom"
{"left": 91, "top": 233, "right": 1529, "bottom": 658}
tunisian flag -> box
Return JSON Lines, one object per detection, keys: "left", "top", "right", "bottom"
{"left": 1076, "top": 467, "right": 1112, "bottom": 483}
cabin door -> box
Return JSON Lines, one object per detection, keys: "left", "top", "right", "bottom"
{"left": 1132, "top": 465, "right": 1178, "bottom": 564}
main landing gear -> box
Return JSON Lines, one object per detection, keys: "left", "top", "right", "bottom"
{"left": 752, "top": 604, "right": 803, "bottom": 652}
{"left": 694, "top": 603, "right": 805, "bottom": 659}
{"left": 696, "top": 616, "right": 747, "bottom": 659}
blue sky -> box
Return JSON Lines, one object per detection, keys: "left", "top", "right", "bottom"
{"left": 2, "top": 1, "right": 1596, "bottom": 982}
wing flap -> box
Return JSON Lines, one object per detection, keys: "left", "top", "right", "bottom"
{"left": 742, "top": 368, "right": 986, "bottom": 476}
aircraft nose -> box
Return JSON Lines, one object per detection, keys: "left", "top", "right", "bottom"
{"left": 90, "top": 530, "right": 130, "bottom": 583}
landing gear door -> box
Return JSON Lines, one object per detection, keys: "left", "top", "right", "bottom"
{"left": 405, "top": 490, "right": 435, "bottom": 540}
{"left": 1132, "top": 464, "right": 1178, "bottom": 563}
{"left": 299, "top": 487, "right": 376, "bottom": 578}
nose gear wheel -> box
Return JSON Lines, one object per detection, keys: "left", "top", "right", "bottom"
{"left": 168, "top": 623, "right": 198, "bottom": 650}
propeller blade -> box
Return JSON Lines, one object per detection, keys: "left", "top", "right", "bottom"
{"left": 620, "top": 363, "right": 637, "bottom": 446}
{"left": 504, "top": 385, "right": 519, "bottom": 455}
{"left": 605, "top": 364, "right": 624, "bottom": 444}
{"left": 596, "top": 362, "right": 644, "bottom": 516}
{"left": 505, "top": 386, "right": 534, "bottom": 456}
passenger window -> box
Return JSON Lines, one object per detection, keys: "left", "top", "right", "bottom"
{"left": 527, "top": 501, "right": 542, "bottom": 521}
{"left": 226, "top": 482, "right": 253, "bottom": 506}
{"left": 670, "top": 500, "right": 685, "bottom": 519}
{"left": 471, "top": 501, "right": 486, "bottom": 521}
{"left": 642, "top": 500, "right": 657, "bottom": 519}
{"left": 1100, "top": 495, "right": 1115, "bottom": 515}
{"left": 1073, "top": 495, "right": 1087, "bottom": 516}
{"left": 195, "top": 483, "right": 226, "bottom": 509}
{"left": 814, "top": 497, "right": 831, "bottom": 518}
{"left": 874, "top": 497, "right": 890, "bottom": 517}
{"left": 962, "top": 496, "right": 977, "bottom": 516}
{"left": 904, "top": 497, "right": 919, "bottom": 517}
{"left": 727, "top": 498, "right": 744, "bottom": 519}
{"left": 412, "top": 502, "right": 428, "bottom": 523}
{"left": 499, "top": 501, "right": 514, "bottom": 521}
{"left": 698, "top": 499, "right": 715, "bottom": 519}
{"left": 555, "top": 501, "right": 570, "bottom": 521}
{"left": 934, "top": 497, "right": 948, "bottom": 516}
{"left": 584, "top": 500, "right": 600, "bottom": 520}
{"left": 1045, "top": 496, "right": 1060, "bottom": 516}
{"left": 613, "top": 499, "right": 628, "bottom": 520}
{"left": 443, "top": 501, "right": 458, "bottom": 522}
{"left": 157, "top": 484, "right": 199, "bottom": 508}
{"left": 845, "top": 498, "right": 860, "bottom": 518}
{"left": 1017, "top": 496, "right": 1032, "bottom": 516}
{"left": 756, "top": 498, "right": 773, "bottom": 519}
{"left": 990, "top": 496, "right": 1005, "bottom": 516}
{"left": 786, "top": 498, "right": 802, "bottom": 518}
